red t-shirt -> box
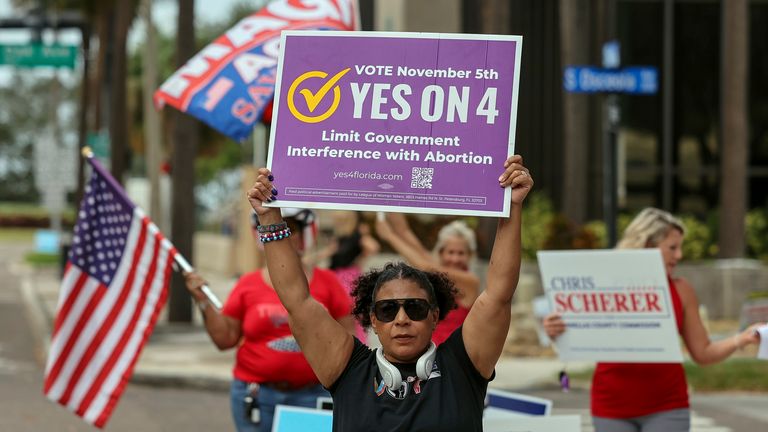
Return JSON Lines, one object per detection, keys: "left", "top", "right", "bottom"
{"left": 222, "top": 268, "right": 351, "bottom": 386}
{"left": 432, "top": 306, "right": 470, "bottom": 345}
{"left": 591, "top": 277, "right": 689, "bottom": 418}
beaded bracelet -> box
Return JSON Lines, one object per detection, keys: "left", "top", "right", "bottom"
{"left": 257, "top": 221, "right": 288, "bottom": 234}
{"left": 259, "top": 227, "right": 292, "bottom": 243}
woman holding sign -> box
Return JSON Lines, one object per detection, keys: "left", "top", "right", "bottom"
{"left": 543, "top": 207, "right": 763, "bottom": 432}
{"left": 375, "top": 213, "right": 480, "bottom": 345}
{"left": 246, "top": 155, "right": 532, "bottom": 431}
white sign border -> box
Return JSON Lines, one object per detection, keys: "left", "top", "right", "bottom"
{"left": 266, "top": 30, "right": 523, "bottom": 217}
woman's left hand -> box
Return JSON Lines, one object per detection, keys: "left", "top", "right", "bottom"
{"left": 247, "top": 168, "right": 279, "bottom": 218}
{"left": 736, "top": 322, "right": 765, "bottom": 349}
{"left": 498, "top": 154, "right": 533, "bottom": 205}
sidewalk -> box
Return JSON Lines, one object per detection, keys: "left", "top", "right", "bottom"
{"left": 15, "top": 246, "right": 582, "bottom": 394}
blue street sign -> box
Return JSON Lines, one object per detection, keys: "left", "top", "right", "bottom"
{"left": 564, "top": 66, "right": 658, "bottom": 94}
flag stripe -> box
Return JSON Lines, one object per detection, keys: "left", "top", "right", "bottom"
{"left": 43, "top": 276, "right": 108, "bottom": 396}
{"left": 59, "top": 219, "right": 157, "bottom": 407}
{"left": 50, "top": 266, "right": 85, "bottom": 338}
{"left": 67, "top": 224, "right": 161, "bottom": 412}
{"left": 45, "top": 210, "right": 147, "bottom": 402}
{"left": 87, "top": 237, "right": 174, "bottom": 427}
{"left": 45, "top": 268, "right": 89, "bottom": 378}
{"left": 74, "top": 224, "right": 162, "bottom": 414}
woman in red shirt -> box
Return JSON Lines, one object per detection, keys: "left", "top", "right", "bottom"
{"left": 184, "top": 208, "right": 355, "bottom": 432}
{"left": 375, "top": 215, "right": 480, "bottom": 345}
{"left": 544, "top": 207, "right": 763, "bottom": 432}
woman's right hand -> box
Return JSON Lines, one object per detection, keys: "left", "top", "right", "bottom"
{"left": 246, "top": 168, "right": 280, "bottom": 218}
{"left": 182, "top": 271, "right": 208, "bottom": 303}
{"left": 375, "top": 216, "right": 394, "bottom": 241}
{"left": 543, "top": 313, "right": 566, "bottom": 340}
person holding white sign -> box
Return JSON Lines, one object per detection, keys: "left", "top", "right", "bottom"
{"left": 543, "top": 207, "right": 763, "bottom": 432}
{"left": 246, "top": 155, "right": 532, "bottom": 431}
{"left": 375, "top": 214, "right": 480, "bottom": 345}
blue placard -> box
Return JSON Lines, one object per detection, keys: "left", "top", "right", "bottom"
{"left": 272, "top": 405, "right": 333, "bottom": 432}
{"left": 34, "top": 229, "right": 60, "bottom": 254}
{"left": 486, "top": 389, "right": 552, "bottom": 416}
{"left": 564, "top": 66, "right": 658, "bottom": 94}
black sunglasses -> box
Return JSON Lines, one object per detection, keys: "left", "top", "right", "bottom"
{"left": 373, "top": 298, "right": 433, "bottom": 323}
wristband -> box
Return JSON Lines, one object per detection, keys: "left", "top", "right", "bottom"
{"left": 257, "top": 221, "right": 288, "bottom": 234}
{"left": 259, "top": 227, "right": 292, "bottom": 243}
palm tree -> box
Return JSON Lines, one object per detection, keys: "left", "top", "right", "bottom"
{"left": 718, "top": 0, "right": 749, "bottom": 258}
{"left": 168, "top": 0, "right": 198, "bottom": 323}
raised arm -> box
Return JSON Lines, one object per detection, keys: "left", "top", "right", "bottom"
{"left": 247, "top": 169, "right": 353, "bottom": 387}
{"left": 463, "top": 155, "right": 532, "bottom": 378}
{"left": 376, "top": 214, "right": 480, "bottom": 307}
{"left": 676, "top": 277, "right": 762, "bottom": 365}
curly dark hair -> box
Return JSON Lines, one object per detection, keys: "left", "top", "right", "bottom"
{"left": 351, "top": 262, "right": 458, "bottom": 328}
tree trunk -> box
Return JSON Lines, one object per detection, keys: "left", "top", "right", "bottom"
{"left": 718, "top": 0, "right": 749, "bottom": 258}
{"left": 559, "top": 0, "right": 590, "bottom": 224}
{"left": 140, "top": 0, "right": 164, "bottom": 230}
{"left": 109, "top": 0, "right": 133, "bottom": 185}
{"left": 168, "top": 0, "right": 199, "bottom": 323}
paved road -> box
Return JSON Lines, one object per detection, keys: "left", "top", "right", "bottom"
{"left": 523, "top": 387, "right": 768, "bottom": 432}
{"left": 0, "top": 243, "right": 232, "bottom": 432}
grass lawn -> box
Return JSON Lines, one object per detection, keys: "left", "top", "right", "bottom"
{"left": 0, "top": 227, "right": 36, "bottom": 242}
{"left": 567, "top": 357, "right": 768, "bottom": 392}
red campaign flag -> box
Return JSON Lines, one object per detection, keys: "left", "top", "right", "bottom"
{"left": 154, "top": 0, "right": 359, "bottom": 142}
{"left": 43, "top": 156, "right": 177, "bottom": 428}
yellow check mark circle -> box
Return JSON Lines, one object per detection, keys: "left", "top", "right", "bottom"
{"left": 287, "top": 68, "right": 350, "bottom": 123}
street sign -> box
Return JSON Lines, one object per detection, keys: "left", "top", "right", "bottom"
{"left": 564, "top": 66, "right": 658, "bottom": 94}
{"left": 0, "top": 43, "right": 77, "bottom": 69}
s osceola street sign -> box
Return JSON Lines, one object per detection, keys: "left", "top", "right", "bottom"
{"left": 564, "top": 65, "right": 658, "bottom": 95}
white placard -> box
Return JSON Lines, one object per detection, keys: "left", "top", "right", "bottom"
{"left": 537, "top": 249, "right": 683, "bottom": 363}
{"left": 483, "top": 414, "right": 581, "bottom": 432}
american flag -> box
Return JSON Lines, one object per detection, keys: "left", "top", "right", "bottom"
{"left": 43, "top": 157, "right": 177, "bottom": 428}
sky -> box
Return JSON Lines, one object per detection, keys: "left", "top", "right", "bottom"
{"left": 0, "top": 0, "right": 250, "bottom": 85}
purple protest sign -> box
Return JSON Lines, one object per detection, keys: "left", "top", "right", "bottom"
{"left": 267, "top": 31, "right": 522, "bottom": 217}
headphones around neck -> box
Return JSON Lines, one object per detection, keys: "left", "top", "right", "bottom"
{"left": 375, "top": 342, "right": 437, "bottom": 389}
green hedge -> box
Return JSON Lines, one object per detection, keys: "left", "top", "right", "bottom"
{"left": 521, "top": 193, "right": 768, "bottom": 261}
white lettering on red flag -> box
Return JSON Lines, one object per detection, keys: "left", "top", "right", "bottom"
{"left": 43, "top": 158, "right": 177, "bottom": 428}
{"left": 153, "top": 0, "right": 359, "bottom": 142}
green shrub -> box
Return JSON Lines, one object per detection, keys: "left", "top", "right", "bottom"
{"left": 746, "top": 208, "right": 768, "bottom": 261}
{"left": 679, "top": 215, "right": 717, "bottom": 260}
{"left": 521, "top": 193, "right": 555, "bottom": 259}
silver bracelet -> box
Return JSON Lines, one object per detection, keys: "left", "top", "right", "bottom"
{"left": 196, "top": 299, "right": 210, "bottom": 313}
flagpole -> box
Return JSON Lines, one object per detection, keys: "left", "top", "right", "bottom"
{"left": 80, "top": 147, "right": 223, "bottom": 311}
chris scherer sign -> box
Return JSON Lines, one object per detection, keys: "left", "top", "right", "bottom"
{"left": 537, "top": 249, "right": 684, "bottom": 363}
{"left": 266, "top": 31, "right": 522, "bottom": 217}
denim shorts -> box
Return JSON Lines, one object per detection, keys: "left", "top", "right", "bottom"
{"left": 593, "top": 408, "right": 690, "bottom": 432}
{"left": 229, "top": 378, "right": 329, "bottom": 432}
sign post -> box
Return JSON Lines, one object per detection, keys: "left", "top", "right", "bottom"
{"left": 564, "top": 42, "right": 658, "bottom": 246}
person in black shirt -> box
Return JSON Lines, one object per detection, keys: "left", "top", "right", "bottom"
{"left": 246, "top": 155, "right": 533, "bottom": 431}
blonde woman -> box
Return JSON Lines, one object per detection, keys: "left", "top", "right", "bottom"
{"left": 375, "top": 215, "right": 480, "bottom": 345}
{"left": 543, "top": 207, "right": 763, "bottom": 432}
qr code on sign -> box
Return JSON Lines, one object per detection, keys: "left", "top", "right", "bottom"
{"left": 411, "top": 167, "right": 434, "bottom": 189}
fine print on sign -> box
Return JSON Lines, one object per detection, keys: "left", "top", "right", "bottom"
{"left": 268, "top": 31, "right": 523, "bottom": 217}
{"left": 537, "top": 249, "right": 683, "bottom": 363}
